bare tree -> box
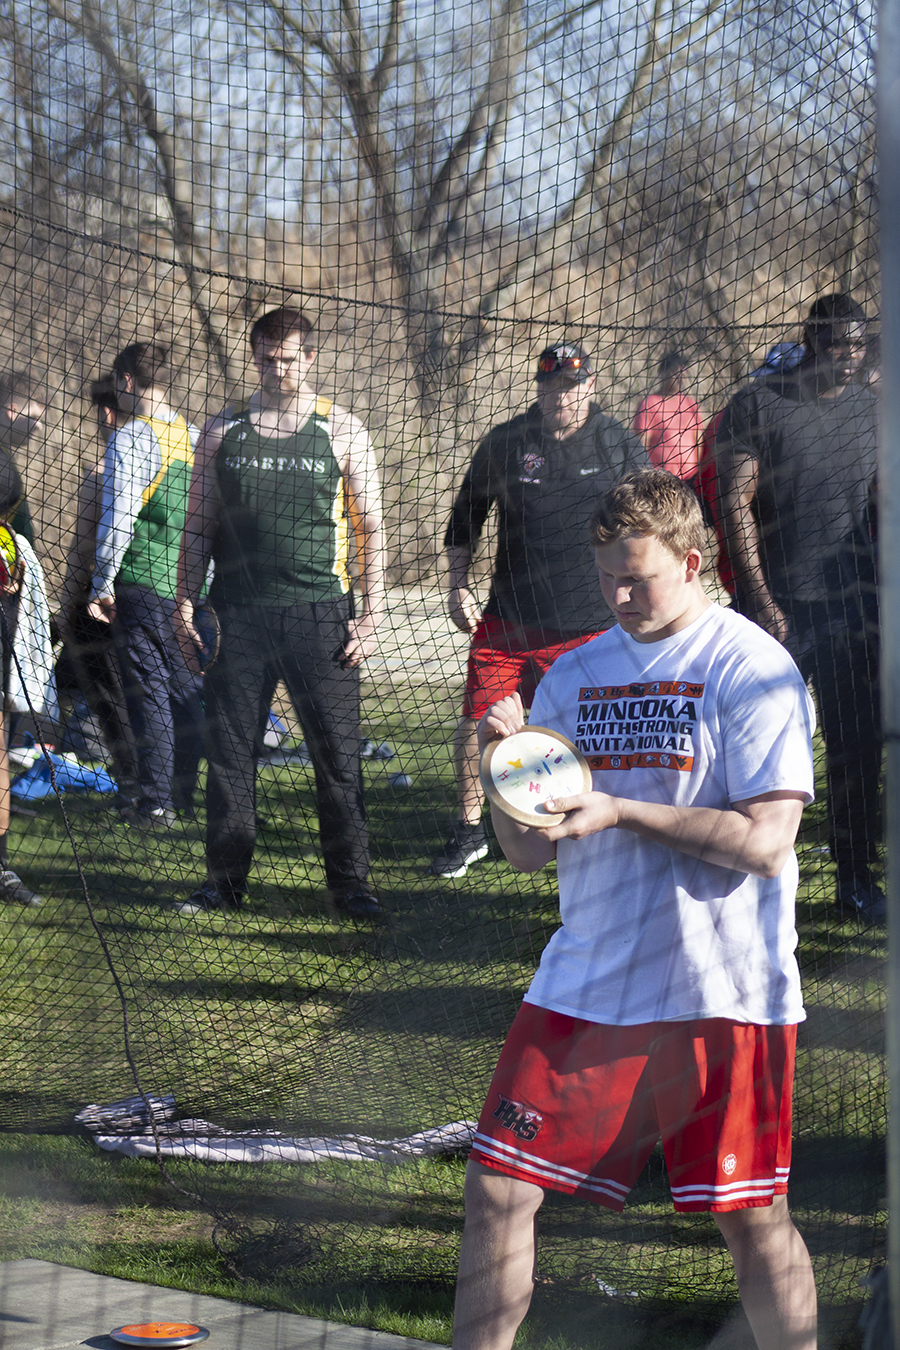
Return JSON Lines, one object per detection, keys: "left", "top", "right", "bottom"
{"left": 43, "top": 0, "right": 239, "bottom": 389}
{"left": 0, "top": 0, "right": 876, "bottom": 579}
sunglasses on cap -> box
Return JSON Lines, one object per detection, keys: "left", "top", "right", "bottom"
{"left": 536, "top": 347, "right": 593, "bottom": 379}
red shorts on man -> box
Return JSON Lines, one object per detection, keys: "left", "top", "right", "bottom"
{"left": 462, "top": 615, "right": 603, "bottom": 721}
{"left": 470, "top": 1002, "right": 796, "bottom": 1213}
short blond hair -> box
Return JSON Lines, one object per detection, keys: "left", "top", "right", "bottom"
{"left": 589, "top": 470, "right": 704, "bottom": 558}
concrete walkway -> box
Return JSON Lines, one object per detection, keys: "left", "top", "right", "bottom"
{"left": 0, "top": 1261, "right": 445, "bottom": 1350}
{"left": 361, "top": 585, "right": 470, "bottom": 688}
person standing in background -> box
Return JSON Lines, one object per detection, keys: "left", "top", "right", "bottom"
{"left": 715, "top": 293, "right": 881, "bottom": 924}
{"left": 0, "top": 369, "right": 46, "bottom": 547}
{"left": 429, "top": 342, "right": 647, "bottom": 880}
{"left": 87, "top": 343, "right": 204, "bottom": 827}
{"left": 0, "top": 371, "right": 47, "bottom": 905}
{"left": 175, "top": 307, "right": 387, "bottom": 919}
{"left": 633, "top": 351, "right": 703, "bottom": 479}
{"left": 58, "top": 376, "right": 139, "bottom": 799}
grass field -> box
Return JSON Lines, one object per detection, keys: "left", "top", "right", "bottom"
{"left": 0, "top": 668, "right": 887, "bottom": 1348}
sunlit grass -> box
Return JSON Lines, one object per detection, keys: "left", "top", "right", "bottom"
{"left": 0, "top": 680, "right": 885, "bottom": 1348}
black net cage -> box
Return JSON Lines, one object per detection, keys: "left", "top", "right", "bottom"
{"left": 0, "top": 0, "right": 885, "bottom": 1342}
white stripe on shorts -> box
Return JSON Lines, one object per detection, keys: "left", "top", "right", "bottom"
{"left": 473, "top": 1131, "right": 630, "bottom": 1202}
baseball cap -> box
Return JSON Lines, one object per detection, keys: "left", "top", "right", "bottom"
{"left": 535, "top": 344, "right": 594, "bottom": 383}
{"left": 751, "top": 342, "right": 805, "bottom": 379}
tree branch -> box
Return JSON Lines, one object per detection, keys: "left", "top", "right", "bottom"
{"left": 476, "top": 0, "right": 736, "bottom": 319}
{"left": 45, "top": 0, "right": 235, "bottom": 385}
{"left": 414, "top": 0, "right": 526, "bottom": 256}
{"left": 370, "top": 0, "right": 403, "bottom": 96}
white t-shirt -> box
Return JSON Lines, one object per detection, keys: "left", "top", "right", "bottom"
{"left": 524, "top": 604, "right": 815, "bottom": 1027}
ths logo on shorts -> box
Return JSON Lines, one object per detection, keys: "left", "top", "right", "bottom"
{"left": 492, "top": 1094, "right": 544, "bottom": 1142}
{"left": 721, "top": 1153, "right": 737, "bottom": 1175}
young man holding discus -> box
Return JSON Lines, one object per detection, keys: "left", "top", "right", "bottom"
{"left": 454, "top": 470, "right": 817, "bottom": 1350}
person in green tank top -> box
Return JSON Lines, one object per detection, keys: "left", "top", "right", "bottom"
{"left": 174, "top": 307, "right": 386, "bottom": 919}
{"left": 88, "top": 343, "right": 204, "bottom": 827}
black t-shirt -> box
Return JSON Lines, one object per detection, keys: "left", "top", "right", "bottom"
{"left": 714, "top": 376, "right": 878, "bottom": 614}
{"left": 444, "top": 405, "right": 647, "bottom": 632}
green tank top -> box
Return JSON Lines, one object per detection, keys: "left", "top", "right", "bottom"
{"left": 210, "top": 399, "right": 351, "bottom": 607}
{"left": 117, "top": 414, "right": 194, "bottom": 600}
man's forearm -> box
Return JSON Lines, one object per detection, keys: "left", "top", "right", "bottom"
{"left": 718, "top": 459, "right": 784, "bottom": 633}
{"left": 719, "top": 480, "right": 766, "bottom": 597}
{"left": 92, "top": 492, "right": 138, "bottom": 599}
{"left": 726, "top": 540, "right": 772, "bottom": 607}
{"left": 177, "top": 481, "right": 217, "bottom": 605}
{"left": 490, "top": 804, "right": 556, "bottom": 873}
{"left": 356, "top": 519, "right": 387, "bottom": 625}
{"left": 446, "top": 546, "right": 473, "bottom": 591}
{"left": 545, "top": 792, "right": 804, "bottom": 880}
{"left": 178, "top": 514, "right": 213, "bottom": 605}
{"left": 616, "top": 797, "right": 802, "bottom": 878}
{"left": 721, "top": 503, "right": 769, "bottom": 603}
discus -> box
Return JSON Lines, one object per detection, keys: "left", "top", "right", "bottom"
{"left": 480, "top": 726, "right": 591, "bottom": 827}
{"left": 0, "top": 523, "right": 17, "bottom": 591}
{"left": 109, "top": 1323, "right": 209, "bottom": 1348}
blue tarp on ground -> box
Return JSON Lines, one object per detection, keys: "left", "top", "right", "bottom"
{"left": 11, "top": 753, "right": 117, "bottom": 800}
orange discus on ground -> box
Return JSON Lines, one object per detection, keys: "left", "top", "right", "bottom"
{"left": 109, "top": 1324, "right": 209, "bottom": 1347}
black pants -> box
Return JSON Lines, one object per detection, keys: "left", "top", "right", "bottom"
{"left": 114, "top": 584, "right": 205, "bottom": 813}
{"left": 204, "top": 598, "right": 368, "bottom": 900}
{"left": 65, "top": 605, "right": 139, "bottom": 799}
{"left": 790, "top": 608, "right": 881, "bottom": 883}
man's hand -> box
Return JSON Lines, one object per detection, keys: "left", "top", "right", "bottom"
{"left": 448, "top": 585, "right": 482, "bottom": 635}
{"left": 477, "top": 692, "right": 526, "bottom": 753}
{"left": 338, "top": 614, "right": 379, "bottom": 670}
{"left": 86, "top": 594, "right": 116, "bottom": 624}
{"left": 0, "top": 557, "right": 24, "bottom": 600}
{"left": 539, "top": 791, "right": 620, "bottom": 839}
{"left": 174, "top": 597, "right": 203, "bottom": 675}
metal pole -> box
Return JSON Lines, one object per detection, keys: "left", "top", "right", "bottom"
{"left": 879, "top": 0, "right": 900, "bottom": 1341}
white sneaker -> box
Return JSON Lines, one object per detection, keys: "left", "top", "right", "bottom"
{"left": 0, "top": 868, "right": 41, "bottom": 906}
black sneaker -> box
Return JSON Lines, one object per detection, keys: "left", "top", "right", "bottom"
{"left": 333, "top": 890, "right": 384, "bottom": 920}
{"left": 836, "top": 874, "right": 887, "bottom": 926}
{"left": 0, "top": 868, "right": 41, "bottom": 907}
{"left": 429, "top": 823, "right": 489, "bottom": 878}
{"left": 174, "top": 884, "right": 241, "bottom": 915}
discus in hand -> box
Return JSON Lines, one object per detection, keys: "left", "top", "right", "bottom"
{"left": 194, "top": 601, "right": 221, "bottom": 671}
{"left": 480, "top": 725, "right": 592, "bottom": 827}
{"left": 0, "top": 523, "right": 19, "bottom": 595}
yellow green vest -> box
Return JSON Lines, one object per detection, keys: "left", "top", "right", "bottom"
{"left": 117, "top": 415, "right": 194, "bottom": 600}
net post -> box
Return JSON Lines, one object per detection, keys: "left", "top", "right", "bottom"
{"left": 879, "top": 0, "right": 900, "bottom": 1339}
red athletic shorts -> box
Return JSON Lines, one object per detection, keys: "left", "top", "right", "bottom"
{"left": 470, "top": 1003, "right": 796, "bottom": 1213}
{"left": 462, "top": 615, "right": 603, "bottom": 721}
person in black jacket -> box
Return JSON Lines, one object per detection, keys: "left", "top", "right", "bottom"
{"left": 429, "top": 343, "right": 647, "bottom": 878}
{"left": 715, "top": 293, "right": 882, "bottom": 925}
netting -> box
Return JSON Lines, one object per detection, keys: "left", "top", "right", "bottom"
{"left": 0, "top": 0, "right": 885, "bottom": 1338}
